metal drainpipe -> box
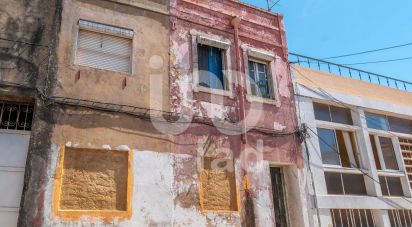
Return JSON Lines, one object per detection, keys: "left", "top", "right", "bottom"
{"left": 231, "top": 16, "right": 247, "bottom": 144}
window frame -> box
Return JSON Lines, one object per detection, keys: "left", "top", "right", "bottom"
{"left": 324, "top": 171, "right": 368, "bottom": 196}
{"left": 369, "top": 133, "right": 402, "bottom": 172}
{"left": 242, "top": 45, "right": 279, "bottom": 106}
{"left": 316, "top": 122, "right": 361, "bottom": 170}
{"left": 74, "top": 19, "right": 134, "bottom": 74}
{"left": 190, "top": 30, "right": 234, "bottom": 98}
{"left": 248, "top": 59, "right": 273, "bottom": 99}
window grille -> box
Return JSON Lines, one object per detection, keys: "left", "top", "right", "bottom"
{"left": 400, "top": 138, "right": 412, "bottom": 189}
{"left": 0, "top": 101, "right": 34, "bottom": 131}
{"left": 388, "top": 210, "right": 412, "bottom": 227}
{"left": 331, "top": 209, "right": 376, "bottom": 227}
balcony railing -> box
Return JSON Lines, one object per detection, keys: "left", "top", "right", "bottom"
{"left": 289, "top": 52, "right": 412, "bottom": 92}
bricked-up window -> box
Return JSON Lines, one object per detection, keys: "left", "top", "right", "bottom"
{"left": 198, "top": 44, "right": 226, "bottom": 90}
{"left": 379, "top": 176, "right": 404, "bottom": 197}
{"left": 331, "top": 209, "right": 376, "bottom": 227}
{"left": 318, "top": 128, "right": 360, "bottom": 168}
{"left": 0, "top": 101, "right": 34, "bottom": 131}
{"left": 370, "top": 135, "right": 399, "bottom": 170}
{"left": 75, "top": 20, "right": 133, "bottom": 73}
{"left": 248, "top": 60, "right": 272, "bottom": 99}
{"left": 388, "top": 210, "right": 412, "bottom": 227}
{"left": 325, "top": 172, "right": 367, "bottom": 195}
{"left": 56, "top": 147, "right": 131, "bottom": 216}
{"left": 199, "top": 157, "right": 238, "bottom": 212}
{"left": 313, "top": 103, "right": 353, "bottom": 125}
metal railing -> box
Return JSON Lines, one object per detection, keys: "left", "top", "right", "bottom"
{"left": 289, "top": 53, "right": 412, "bottom": 92}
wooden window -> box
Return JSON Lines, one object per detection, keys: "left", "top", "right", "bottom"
{"left": 197, "top": 44, "right": 226, "bottom": 90}
{"left": 313, "top": 103, "right": 353, "bottom": 125}
{"left": 248, "top": 60, "right": 272, "bottom": 99}
{"left": 379, "top": 137, "right": 399, "bottom": 170}
{"left": 325, "top": 172, "right": 367, "bottom": 195}
{"left": 370, "top": 135, "right": 399, "bottom": 171}
{"left": 365, "top": 113, "right": 389, "bottom": 131}
{"left": 388, "top": 116, "right": 412, "bottom": 134}
{"left": 331, "top": 209, "right": 376, "bottom": 227}
{"left": 379, "top": 176, "right": 404, "bottom": 197}
{"left": 400, "top": 138, "right": 412, "bottom": 189}
{"left": 388, "top": 210, "right": 412, "bottom": 226}
{"left": 75, "top": 20, "right": 133, "bottom": 73}
{"left": 318, "top": 128, "right": 359, "bottom": 168}
{"left": 370, "top": 135, "right": 382, "bottom": 170}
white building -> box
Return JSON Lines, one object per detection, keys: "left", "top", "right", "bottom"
{"left": 291, "top": 53, "right": 412, "bottom": 227}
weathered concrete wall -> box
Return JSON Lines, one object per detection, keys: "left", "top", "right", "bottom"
{"left": 169, "top": 0, "right": 304, "bottom": 226}
{"left": 55, "top": 0, "right": 170, "bottom": 111}
{"left": 0, "top": 1, "right": 62, "bottom": 227}
{"left": 16, "top": 0, "right": 307, "bottom": 226}
{"left": 0, "top": 0, "right": 54, "bottom": 98}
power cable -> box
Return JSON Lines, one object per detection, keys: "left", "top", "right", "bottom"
{"left": 292, "top": 62, "right": 323, "bottom": 227}
{"left": 323, "top": 42, "right": 412, "bottom": 60}
{"left": 292, "top": 64, "right": 412, "bottom": 206}
{"left": 0, "top": 37, "right": 49, "bottom": 48}
{"left": 343, "top": 56, "right": 412, "bottom": 66}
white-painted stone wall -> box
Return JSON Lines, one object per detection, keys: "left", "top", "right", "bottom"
{"left": 295, "top": 82, "right": 412, "bottom": 227}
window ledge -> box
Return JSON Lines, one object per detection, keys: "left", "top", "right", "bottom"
{"left": 193, "top": 85, "right": 235, "bottom": 98}
{"left": 377, "top": 170, "right": 405, "bottom": 177}
{"left": 316, "top": 120, "right": 359, "bottom": 131}
{"left": 246, "top": 94, "right": 279, "bottom": 106}
{"left": 74, "top": 63, "right": 132, "bottom": 76}
{"left": 323, "top": 165, "right": 367, "bottom": 174}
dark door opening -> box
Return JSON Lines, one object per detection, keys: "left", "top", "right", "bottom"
{"left": 270, "top": 167, "right": 288, "bottom": 227}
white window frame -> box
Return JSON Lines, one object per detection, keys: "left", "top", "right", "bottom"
{"left": 190, "top": 30, "right": 234, "bottom": 98}
{"left": 74, "top": 19, "right": 134, "bottom": 74}
{"left": 316, "top": 120, "right": 362, "bottom": 170}
{"left": 242, "top": 45, "right": 280, "bottom": 106}
{"left": 368, "top": 132, "right": 404, "bottom": 173}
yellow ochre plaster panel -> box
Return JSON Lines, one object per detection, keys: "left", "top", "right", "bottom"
{"left": 53, "top": 147, "right": 133, "bottom": 220}
{"left": 198, "top": 157, "right": 239, "bottom": 212}
{"left": 294, "top": 66, "right": 412, "bottom": 108}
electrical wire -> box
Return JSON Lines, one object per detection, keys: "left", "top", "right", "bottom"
{"left": 0, "top": 37, "right": 49, "bottom": 47}
{"left": 323, "top": 42, "right": 412, "bottom": 60}
{"left": 292, "top": 64, "right": 412, "bottom": 206}
{"left": 342, "top": 56, "right": 412, "bottom": 66}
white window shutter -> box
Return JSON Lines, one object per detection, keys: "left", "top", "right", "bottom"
{"left": 76, "top": 29, "right": 132, "bottom": 73}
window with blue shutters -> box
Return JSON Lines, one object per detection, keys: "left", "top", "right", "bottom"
{"left": 197, "top": 44, "right": 225, "bottom": 90}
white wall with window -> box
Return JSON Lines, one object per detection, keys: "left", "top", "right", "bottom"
{"left": 297, "top": 94, "right": 412, "bottom": 227}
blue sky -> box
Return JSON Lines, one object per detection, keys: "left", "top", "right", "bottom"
{"left": 243, "top": 0, "right": 412, "bottom": 82}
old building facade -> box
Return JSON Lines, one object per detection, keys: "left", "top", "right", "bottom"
{"left": 0, "top": 0, "right": 307, "bottom": 226}
{"left": 292, "top": 54, "right": 412, "bottom": 227}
